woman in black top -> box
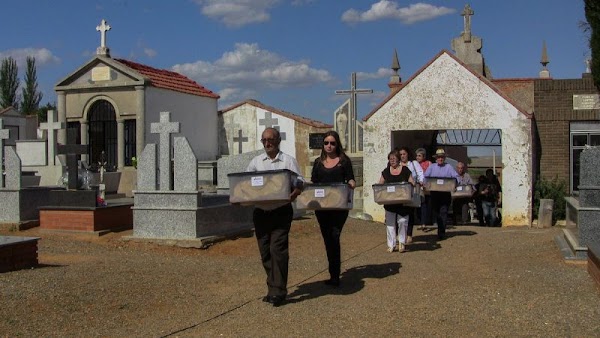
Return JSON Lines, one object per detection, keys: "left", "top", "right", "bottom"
{"left": 379, "top": 150, "right": 415, "bottom": 253}
{"left": 311, "top": 131, "right": 355, "bottom": 287}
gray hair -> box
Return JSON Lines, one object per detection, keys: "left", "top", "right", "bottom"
{"left": 415, "top": 148, "right": 426, "bottom": 156}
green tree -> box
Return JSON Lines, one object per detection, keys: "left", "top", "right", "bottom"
{"left": 585, "top": 0, "right": 600, "bottom": 89}
{"left": 20, "top": 56, "right": 43, "bottom": 115}
{"left": 36, "top": 102, "right": 56, "bottom": 123}
{"left": 0, "top": 57, "right": 20, "bottom": 109}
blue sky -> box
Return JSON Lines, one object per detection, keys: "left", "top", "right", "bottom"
{"left": 0, "top": 0, "right": 589, "bottom": 125}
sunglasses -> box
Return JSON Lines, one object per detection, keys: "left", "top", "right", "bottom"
{"left": 260, "top": 138, "right": 278, "bottom": 144}
{"left": 323, "top": 141, "right": 336, "bottom": 146}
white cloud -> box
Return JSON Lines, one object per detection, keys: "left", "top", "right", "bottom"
{"left": 172, "top": 43, "right": 334, "bottom": 94}
{"left": 357, "top": 67, "right": 394, "bottom": 80}
{"left": 0, "top": 48, "right": 60, "bottom": 68}
{"left": 143, "top": 48, "right": 157, "bottom": 58}
{"left": 342, "top": 1, "right": 455, "bottom": 25}
{"left": 193, "top": 0, "right": 280, "bottom": 28}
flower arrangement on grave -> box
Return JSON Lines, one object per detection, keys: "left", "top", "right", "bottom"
{"left": 96, "top": 195, "right": 107, "bottom": 207}
{"left": 131, "top": 156, "right": 137, "bottom": 169}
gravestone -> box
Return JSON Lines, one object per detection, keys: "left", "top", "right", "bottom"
{"left": 577, "top": 146, "right": 600, "bottom": 247}
{"left": 38, "top": 110, "right": 65, "bottom": 166}
{"left": 216, "top": 149, "right": 264, "bottom": 193}
{"left": 131, "top": 113, "right": 253, "bottom": 244}
{"left": 0, "top": 118, "right": 63, "bottom": 225}
{"left": 57, "top": 129, "right": 88, "bottom": 190}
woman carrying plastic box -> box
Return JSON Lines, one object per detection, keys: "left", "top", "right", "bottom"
{"left": 310, "top": 131, "right": 356, "bottom": 287}
{"left": 379, "top": 150, "right": 416, "bottom": 253}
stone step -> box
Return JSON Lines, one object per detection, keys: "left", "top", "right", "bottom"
{"left": 588, "top": 243, "right": 600, "bottom": 288}
{"left": 554, "top": 229, "right": 587, "bottom": 261}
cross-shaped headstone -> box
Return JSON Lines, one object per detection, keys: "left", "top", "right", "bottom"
{"left": 39, "top": 110, "right": 65, "bottom": 166}
{"left": 57, "top": 128, "right": 88, "bottom": 190}
{"left": 233, "top": 129, "right": 248, "bottom": 154}
{"left": 258, "top": 113, "right": 286, "bottom": 140}
{"left": 150, "top": 112, "right": 180, "bottom": 191}
{"left": 461, "top": 4, "right": 474, "bottom": 41}
{"left": 335, "top": 72, "right": 373, "bottom": 153}
{"left": 96, "top": 19, "right": 111, "bottom": 48}
{"left": 0, "top": 118, "right": 11, "bottom": 188}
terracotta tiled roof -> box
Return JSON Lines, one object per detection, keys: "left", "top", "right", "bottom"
{"left": 220, "top": 99, "right": 333, "bottom": 128}
{"left": 114, "top": 59, "right": 219, "bottom": 99}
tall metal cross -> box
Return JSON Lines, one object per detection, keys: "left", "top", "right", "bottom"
{"left": 57, "top": 128, "right": 88, "bottom": 190}
{"left": 39, "top": 110, "right": 65, "bottom": 166}
{"left": 150, "top": 112, "right": 180, "bottom": 191}
{"left": 233, "top": 129, "right": 248, "bottom": 154}
{"left": 335, "top": 72, "right": 373, "bottom": 153}
{"left": 96, "top": 19, "right": 111, "bottom": 48}
{"left": 0, "top": 118, "right": 10, "bottom": 188}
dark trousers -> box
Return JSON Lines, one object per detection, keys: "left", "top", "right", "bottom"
{"left": 431, "top": 192, "right": 451, "bottom": 238}
{"left": 253, "top": 204, "right": 293, "bottom": 297}
{"left": 417, "top": 194, "right": 431, "bottom": 225}
{"left": 315, "top": 210, "right": 349, "bottom": 281}
{"left": 407, "top": 208, "right": 415, "bottom": 237}
{"left": 452, "top": 197, "right": 471, "bottom": 225}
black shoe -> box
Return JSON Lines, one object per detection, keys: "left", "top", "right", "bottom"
{"left": 269, "top": 295, "right": 286, "bottom": 307}
{"left": 262, "top": 295, "right": 271, "bottom": 303}
{"left": 324, "top": 278, "right": 340, "bottom": 287}
{"left": 438, "top": 234, "right": 446, "bottom": 240}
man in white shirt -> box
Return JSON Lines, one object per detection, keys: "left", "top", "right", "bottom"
{"left": 246, "top": 127, "right": 303, "bottom": 307}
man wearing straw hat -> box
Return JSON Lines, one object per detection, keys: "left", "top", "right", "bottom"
{"left": 424, "top": 149, "right": 458, "bottom": 240}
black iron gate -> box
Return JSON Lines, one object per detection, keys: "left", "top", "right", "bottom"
{"left": 88, "top": 100, "right": 117, "bottom": 170}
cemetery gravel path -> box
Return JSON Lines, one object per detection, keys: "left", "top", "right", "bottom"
{"left": 1, "top": 217, "right": 599, "bottom": 337}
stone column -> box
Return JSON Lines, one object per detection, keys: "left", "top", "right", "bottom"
{"left": 135, "top": 85, "right": 145, "bottom": 158}
{"left": 80, "top": 120, "right": 89, "bottom": 164}
{"left": 117, "top": 119, "right": 125, "bottom": 170}
{"left": 57, "top": 91, "right": 67, "bottom": 145}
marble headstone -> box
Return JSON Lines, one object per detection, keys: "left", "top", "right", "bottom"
{"left": 217, "top": 149, "right": 264, "bottom": 190}
{"left": 577, "top": 146, "right": 600, "bottom": 247}
{"left": 174, "top": 137, "right": 197, "bottom": 191}
{"left": 137, "top": 144, "right": 157, "bottom": 191}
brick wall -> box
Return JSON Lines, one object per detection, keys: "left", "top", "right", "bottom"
{"left": 534, "top": 77, "right": 600, "bottom": 184}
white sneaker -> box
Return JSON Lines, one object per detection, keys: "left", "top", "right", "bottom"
{"left": 387, "top": 247, "right": 394, "bottom": 253}
{"left": 399, "top": 243, "right": 406, "bottom": 253}
{"left": 406, "top": 236, "right": 413, "bottom": 244}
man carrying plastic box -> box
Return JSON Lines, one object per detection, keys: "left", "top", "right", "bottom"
{"left": 246, "top": 127, "right": 304, "bottom": 307}
{"left": 424, "top": 149, "right": 458, "bottom": 240}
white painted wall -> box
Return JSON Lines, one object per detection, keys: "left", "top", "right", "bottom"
{"left": 219, "top": 105, "right": 258, "bottom": 155}
{"left": 364, "top": 52, "right": 532, "bottom": 226}
{"left": 145, "top": 87, "right": 218, "bottom": 161}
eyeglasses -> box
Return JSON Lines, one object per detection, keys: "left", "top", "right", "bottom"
{"left": 323, "top": 141, "right": 336, "bottom": 146}
{"left": 260, "top": 138, "right": 278, "bottom": 144}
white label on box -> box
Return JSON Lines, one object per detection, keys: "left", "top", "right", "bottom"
{"left": 387, "top": 186, "right": 396, "bottom": 192}
{"left": 251, "top": 176, "right": 264, "bottom": 187}
{"left": 314, "top": 189, "right": 325, "bottom": 198}
{"left": 436, "top": 179, "right": 444, "bottom": 185}
{"left": 456, "top": 186, "right": 463, "bottom": 191}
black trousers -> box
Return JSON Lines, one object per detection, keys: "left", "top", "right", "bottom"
{"left": 253, "top": 203, "right": 293, "bottom": 297}
{"left": 431, "top": 192, "right": 451, "bottom": 237}
{"left": 315, "top": 210, "right": 349, "bottom": 281}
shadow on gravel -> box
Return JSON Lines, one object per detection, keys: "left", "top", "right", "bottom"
{"left": 287, "top": 262, "right": 401, "bottom": 303}
{"left": 409, "top": 230, "right": 477, "bottom": 252}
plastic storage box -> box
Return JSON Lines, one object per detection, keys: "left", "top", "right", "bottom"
{"left": 228, "top": 169, "right": 297, "bottom": 205}
{"left": 451, "top": 184, "right": 474, "bottom": 199}
{"left": 295, "top": 183, "right": 353, "bottom": 210}
{"left": 372, "top": 182, "right": 414, "bottom": 205}
{"left": 424, "top": 177, "right": 457, "bottom": 192}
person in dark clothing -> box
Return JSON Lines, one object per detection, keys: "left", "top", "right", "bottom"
{"left": 311, "top": 131, "right": 355, "bottom": 287}
{"left": 473, "top": 175, "right": 487, "bottom": 227}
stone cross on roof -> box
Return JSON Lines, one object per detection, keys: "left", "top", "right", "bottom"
{"left": 39, "top": 110, "right": 65, "bottom": 166}
{"left": 0, "top": 118, "right": 10, "bottom": 188}
{"left": 461, "top": 4, "right": 474, "bottom": 42}
{"left": 96, "top": 19, "right": 111, "bottom": 56}
{"left": 259, "top": 112, "right": 286, "bottom": 140}
{"left": 150, "top": 112, "right": 180, "bottom": 190}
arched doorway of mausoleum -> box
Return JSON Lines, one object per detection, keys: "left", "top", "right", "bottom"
{"left": 87, "top": 99, "right": 117, "bottom": 170}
